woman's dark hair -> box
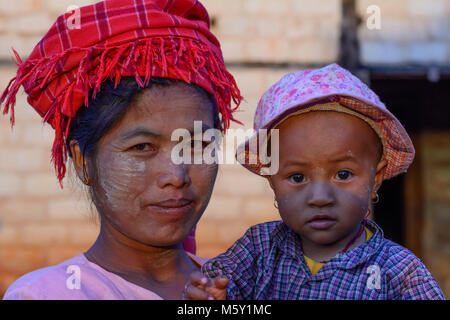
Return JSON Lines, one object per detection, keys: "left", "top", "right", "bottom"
{"left": 67, "top": 76, "right": 220, "bottom": 171}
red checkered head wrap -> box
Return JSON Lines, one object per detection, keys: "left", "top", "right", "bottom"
{"left": 1, "top": 0, "right": 242, "bottom": 186}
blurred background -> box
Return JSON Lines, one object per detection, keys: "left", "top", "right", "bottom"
{"left": 0, "top": 0, "right": 449, "bottom": 298}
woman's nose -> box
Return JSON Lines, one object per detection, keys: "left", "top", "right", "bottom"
{"left": 156, "top": 159, "right": 191, "bottom": 189}
{"left": 306, "top": 182, "right": 335, "bottom": 208}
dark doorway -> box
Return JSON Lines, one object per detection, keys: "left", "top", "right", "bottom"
{"left": 367, "top": 73, "right": 450, "bottom": 258}
{"left": 373, "top": 175, "right": 405, "bottom": 245}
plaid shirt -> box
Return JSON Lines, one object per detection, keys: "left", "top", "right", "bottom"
{"left": 202, "top": 220, "right": 445, "bottom": 300}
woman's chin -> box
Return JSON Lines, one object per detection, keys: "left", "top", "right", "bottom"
{"left": 134, "top": 229, "right": 192, "bottom": 248}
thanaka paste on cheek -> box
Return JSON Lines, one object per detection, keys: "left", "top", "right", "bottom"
{"left": 95, "top": 152, "right": 147, "bottom": 214}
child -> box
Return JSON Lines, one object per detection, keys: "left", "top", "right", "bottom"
{"left": 185, "top": 64, "right": 445, "bottom": 300}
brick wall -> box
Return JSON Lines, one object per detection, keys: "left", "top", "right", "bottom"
{"left": 204, "top": 0, "right": 341, "bottom": 63}
{"left": 0, "top": 65, "right": 99, "bottom": 294}
{"left": 357, "top": 0, "right": 450, "bottom": 65}
{"left": 1, "top": 0, "right": 449, "bottom": 299}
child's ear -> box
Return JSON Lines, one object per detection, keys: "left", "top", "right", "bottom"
{"left": 372, "top": 158, "right": 387, "bottom": 196}
{"left": 69, "top": 140, "right": 91, "bottom": 186}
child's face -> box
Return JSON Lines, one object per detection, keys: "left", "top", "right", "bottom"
{"left": 268, "top": 111, "right": 386, "bottom": 246}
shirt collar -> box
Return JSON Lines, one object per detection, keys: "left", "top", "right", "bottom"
{"left": 335, "top": 219, "right": 384, "bottom": 269}
{"left": 273, "top": 219, "right": 385, "bottom": 269}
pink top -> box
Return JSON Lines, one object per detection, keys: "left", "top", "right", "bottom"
{"left": 3, "top": 253, "right": 208, "bottom": 300}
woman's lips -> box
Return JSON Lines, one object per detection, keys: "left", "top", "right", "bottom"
{"left": 147, "top": 199, "right": 194, "bottom": 216}
{"left": 307, "top": 215, "right": 336, "bottom": 230}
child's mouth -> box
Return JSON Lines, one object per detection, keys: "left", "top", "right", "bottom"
{"left": 308, "top": 215, "right": 336, "bottom": 230}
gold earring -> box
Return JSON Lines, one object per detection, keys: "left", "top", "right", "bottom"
{"left": 372, "top": 192, "right": 379, "bottom": 204}
{"left": 82, "top": 175, "right": 91, "bottom": 186}
{"left": 274, "top": 199, "right": 279, "bottom": 209}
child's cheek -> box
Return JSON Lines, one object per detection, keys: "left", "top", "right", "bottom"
{"left": 276, "top": 191, "right": 307, "bottom": 220}
{"left": 334, "top": 186, "right": 371, "bottom": 219}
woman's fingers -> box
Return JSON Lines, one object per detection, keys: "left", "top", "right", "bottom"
{"left": 185, "top": 271, "right": 214, "bottom": 300}
{"left": 184, "top": 283, "right": 215, "bottom": 300}
{"left": 212, "top": 275, "right": 229, "bottom": 290}
{"left": 205, "top": 275, "right": 229, "bottom": 300}
{"left": 185, "top": 272, "right": 229, "bottom": 300}
{"left": 189, "top": 271, "right": 210, "bottom": 289}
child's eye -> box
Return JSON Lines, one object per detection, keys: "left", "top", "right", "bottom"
{"left": 288, "top": 173, "right": 305, "bottom": 184}
{"left": 335, "top": 170, "right": 353, "bottom": 181}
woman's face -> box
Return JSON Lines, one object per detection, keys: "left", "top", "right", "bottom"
{"left": 88, "top": 83, "right": 218, "bottom": 247}
{"left": 268, "top": 111, "right": 386, "bottom": 247}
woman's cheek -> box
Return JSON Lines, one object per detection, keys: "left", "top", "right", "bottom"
{"left": 95, "top": 154, "right": 147, "bottom": 214}
{"left": 190, "top": 163, "right": 218, "bottom": 201}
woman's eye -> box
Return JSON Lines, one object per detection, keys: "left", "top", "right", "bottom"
{"left": 131, "top": 143, "right": 153, "bottom": 152}
{"left": 191, "top": 140, "right": 209, "bottom": 149}
{"left": 336, "top": 170, "right": 353, "bottom": 180}
{"left": 288, "top": 173, "right": 305, "bottom": 184}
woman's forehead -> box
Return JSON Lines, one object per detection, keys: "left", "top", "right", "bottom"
{"left": 112, "top": 85, "right": 215, "bottom": 137}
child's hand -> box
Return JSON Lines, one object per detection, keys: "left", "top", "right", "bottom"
{"left": 183, "top": 271, "right": 229, "bottom": 300}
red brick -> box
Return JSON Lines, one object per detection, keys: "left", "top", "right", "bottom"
{"left": 20, "top": 222, "right": 69, "bottom": 246}
{"left": 0, "top": 246, "right": 47, "bottom": 274}
{"left": 0, "top": 271, "right": 19, "bottom": 299}
{"left": 45, "top": 246, "right": 89, "bottom": 266}
{"left": 0, "top": 200, "right": 47, "bottom": 222}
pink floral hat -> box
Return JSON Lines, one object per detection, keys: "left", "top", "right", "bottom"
{"left": 236, "top": 63, "right": 415, "bottom": 180}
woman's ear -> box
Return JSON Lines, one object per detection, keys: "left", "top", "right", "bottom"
{"left": 69, "top": 140, "right": 91, "bottom": 186}
{"left": 267, "top": 176, "right": 275, "bottom": 191}
{"left": 372, "top": 158, "right": 387, "bottom": 197}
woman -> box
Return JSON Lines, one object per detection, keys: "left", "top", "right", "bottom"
{"left": 1, "top": 0, "right": 241, "bottom": 299}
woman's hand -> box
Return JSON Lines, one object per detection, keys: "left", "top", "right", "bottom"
{"left": 183, "top": 271, "right": 229, "bottom": 300}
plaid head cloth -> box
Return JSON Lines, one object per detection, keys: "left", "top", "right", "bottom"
{"left": 1, "top": 0, "right": 242, "bottom": 186}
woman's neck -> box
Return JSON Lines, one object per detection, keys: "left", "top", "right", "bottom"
{"left": 301, "top": 224, "right": 366, "bottom": 263}
{"left": 84, "top": 219, "right": 198, "bottom": 296}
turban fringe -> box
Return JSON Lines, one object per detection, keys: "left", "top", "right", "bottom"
{"left": 0, "top": 0, "right": 244, "bottom": 187}
{"left": 1, "top": 36, "right": 242, "bottom": 186}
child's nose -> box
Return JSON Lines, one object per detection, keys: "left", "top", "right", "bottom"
{"left": 306, "top": 182, "right": 336, "bottom": 208}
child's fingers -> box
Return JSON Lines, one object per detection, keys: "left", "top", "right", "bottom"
{"left": 184, "top": 283, "right": 215, "bottom": 300}
{"left": 189, "top": 271, "right": 209, "bottom": 289}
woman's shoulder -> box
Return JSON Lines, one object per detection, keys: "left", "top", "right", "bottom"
{"left": 3, "top": 253, "right": 92, "bottom": 300}
{"left": 3, "top": 253, "right": 167, "bottom": 300}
